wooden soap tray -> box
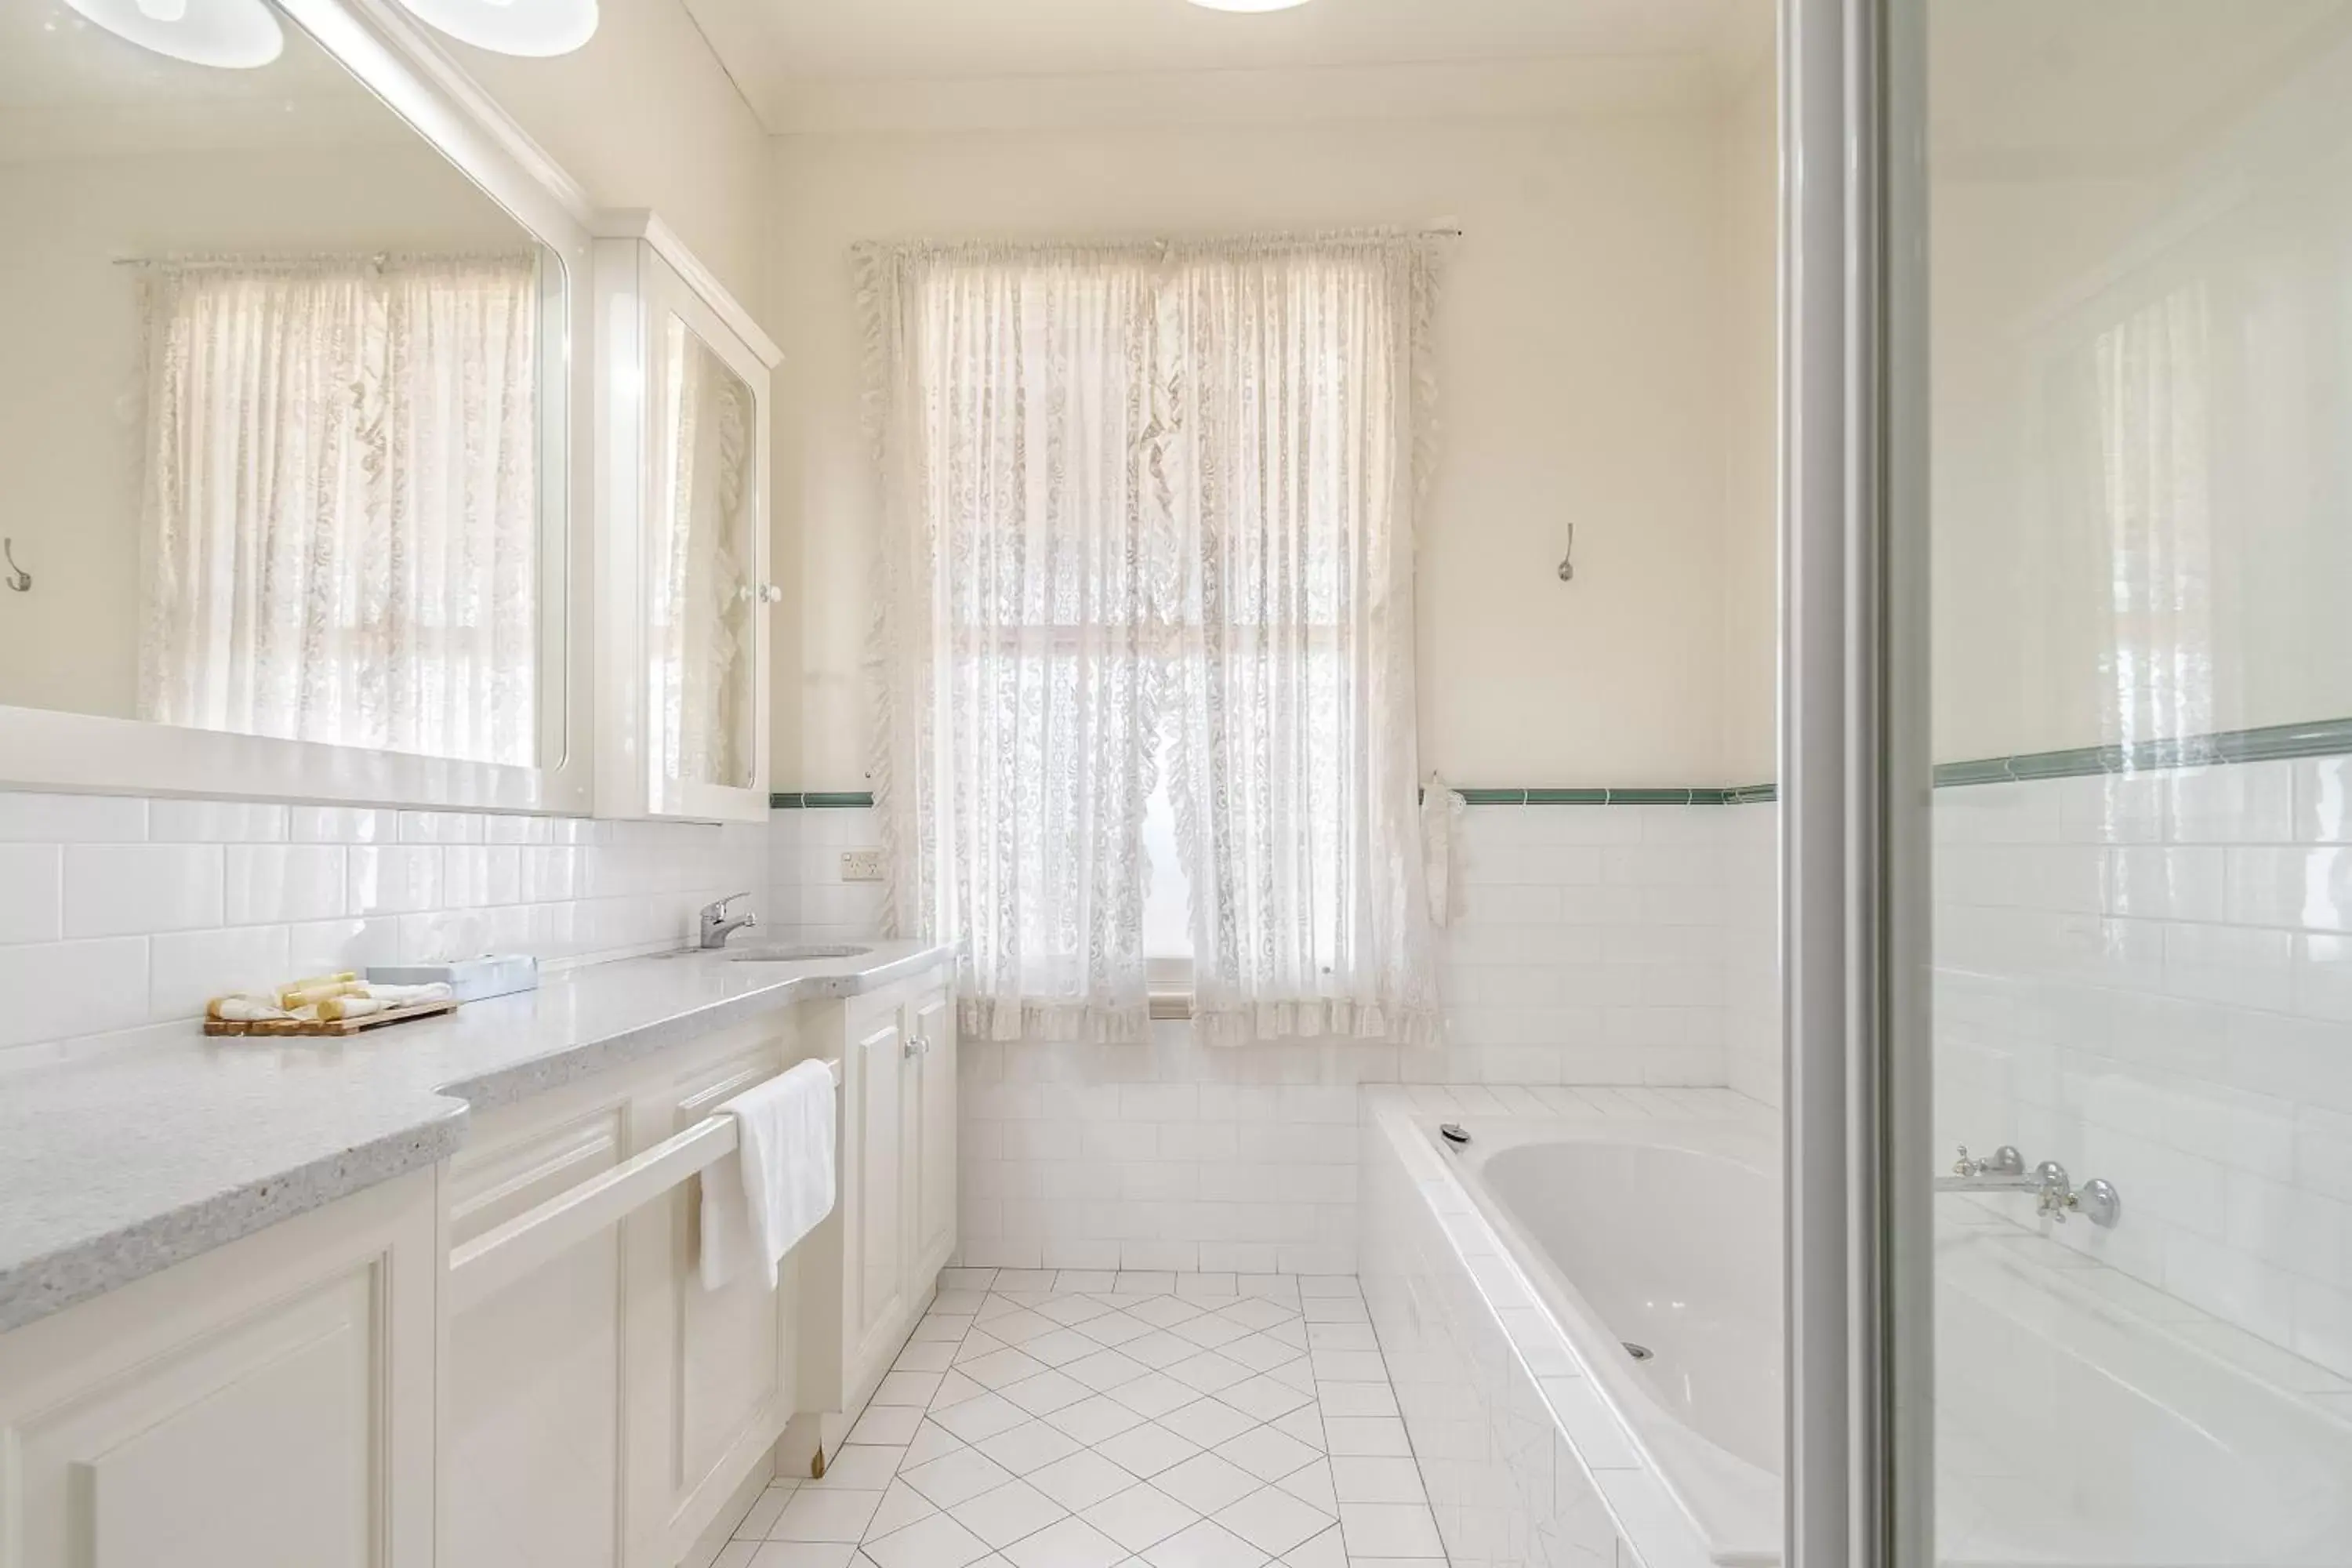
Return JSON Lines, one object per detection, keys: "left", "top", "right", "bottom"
{"left": 205, "top": 1000, "right": 459, "bottom": 1037}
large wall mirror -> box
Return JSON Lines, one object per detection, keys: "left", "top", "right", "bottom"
{"left": 0, "top": 0, "right": 590, "bottom": 809}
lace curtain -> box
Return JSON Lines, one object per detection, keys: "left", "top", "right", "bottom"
{"left": 1162, "top": 239, "right": 1442, "bottom": 1045}
{"left": 862, "top": 234, "right": 1440, "bottom": 1045}
{"left": 861, "top": 244, "right": 1166, "bottom": 1041}
{"left": 138, "top": 254, "right": 539, "bottom": 765}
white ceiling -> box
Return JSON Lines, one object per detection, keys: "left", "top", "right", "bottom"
{"left": 684, "top": 0, "right": 1775, "bottom": 132}
{"left": 0, "top": 2, "right": 413, "bottom": 158}
{"left": 0, "top": 2, "right": 356, "bottom": 109}
{"left": 688, "top": 0, "right": 2352, "bottom": 154}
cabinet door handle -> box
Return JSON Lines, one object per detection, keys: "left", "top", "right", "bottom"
{"left": 903, "top": 1037, "right": 922, "bottom": 1060}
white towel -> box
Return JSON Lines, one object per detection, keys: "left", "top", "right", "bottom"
{"left": 699, "top": 1059, "right": 837, "bottom": 1293}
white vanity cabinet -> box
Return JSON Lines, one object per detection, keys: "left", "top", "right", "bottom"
{"left": 0, "top": 1171, "right": 438, "bottom": 1568}
{"left": 795, "top": 972, "right": 958, "bottom": 1461}
{"left": 621, "top": 1041, "right": 804, "bottom": 1565}
{"left": 441, "top": 1014, "right": 806, "bottom": 1568}
{"left": 906, "top": 988, "right": 959, "bottom": 1284}
{"left": 0, "top": 958, "right": 956, "bottom": 1567}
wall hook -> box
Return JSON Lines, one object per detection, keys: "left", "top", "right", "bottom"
{"left": 2, "top": 539, "right": 27, "bottom": 593}
{"left": 1556, "top": 523, "right": 1575, "bottom": 583}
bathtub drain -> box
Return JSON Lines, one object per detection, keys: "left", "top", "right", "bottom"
{"left": 1623, "top": 1342, "right": 1653, "bottom": 1362}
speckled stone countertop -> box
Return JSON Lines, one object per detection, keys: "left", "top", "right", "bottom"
{"left": 0, "top": 939, "right": 952, "bottom": 1334}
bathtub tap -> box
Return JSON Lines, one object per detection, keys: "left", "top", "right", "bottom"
{"left": 1937, "top": 1145, "right": 2121, "bottom": 1227}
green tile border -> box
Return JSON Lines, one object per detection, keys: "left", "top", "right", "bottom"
{"left": 1931, "top": 717, "right": 2352, "bottom": 789}
{"left": 1453, "top": 786, "right": 1772, "bottom": 807}
{"left": 768, "top": 717, "right": 2352, "bottom": 812}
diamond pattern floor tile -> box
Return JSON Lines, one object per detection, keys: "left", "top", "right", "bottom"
{"left": 950, "top": 1480, "right": 1070, "bottom": 1549}
{"left": 1001, "top": 1517, "right": 1127, "bottom": 1568}
{"left": 865, "top": 1512, "right": 993, "bottom": 1568}
{"left": 1141, "top": 1518, "right": 1269, "bottom": 1568}
{"left": 1105, "top": 1373, "right": 1197, "bottom": 1420}
{"left": 1078, "top": 1484, "right": 1202, "bottom": 1555}
{"left": 1091, "top": 1423, "right": 1203, "bottom": 1480}
{"left": 1028, "top": 1450, "right": 1141, "bottom": 1512}
{"left": 740, "top": 1274, "right": 1438, "bottom": 1568}
{"left": 1152, "top": 1454, "right": 1259, "bottom": 1516}
{"left": 975, "top": 1420, "right": 1087, "bottom": 1478}
{"left": 1213, "top": 1488, "right": 1332, "bottom": 1557}
{"left": 903, "top": 1449, "right": 1018, "bottom": 1509}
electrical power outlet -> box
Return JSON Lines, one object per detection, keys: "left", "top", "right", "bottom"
{"left": 840, "top": 849, "right": 886, "bottom": 883}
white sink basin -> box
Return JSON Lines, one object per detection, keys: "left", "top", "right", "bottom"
{"left": 725, "top": 944, "right": 873, "bottom": 962}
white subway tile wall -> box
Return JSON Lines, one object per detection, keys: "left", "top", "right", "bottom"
{"left": 1443, "top": 804, "right": 1747, "bottom": 1088}
{"left": 1722, "top": 803, "right": 1780, "bottom": 1108}
{"left": 771, "top": 800, "right": 1771, "bottom": 1279}
{"left": 768, "top": 805, "right": 891, "bottom": 941}
{"left": 0, "top": 789, "right": 769, "bottom": 1063}
{"left": 959, "top": 1024, "right": 1385, "bottom": 1276}
{"left": 1934, "top": 756, "right": 2352, "bottom": 1378}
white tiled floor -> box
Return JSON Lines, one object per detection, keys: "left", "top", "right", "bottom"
{"left": 718, "top": 1271, "right": 1446, "bottom": 1568}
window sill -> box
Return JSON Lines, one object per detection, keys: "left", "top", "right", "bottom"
{"left": 1145, "top": 957, "right": 1193, "bottom": 1021}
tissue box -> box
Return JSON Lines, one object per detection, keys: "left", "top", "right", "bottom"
{"left": 367, "top": 955, "right": 539, "bottom": 1004}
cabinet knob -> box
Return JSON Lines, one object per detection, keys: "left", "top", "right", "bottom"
{"left": 902, "top": 1037, "right": 922, "bottom": 1060}
{"left": 756, "top": 583, "right": 783, "bottom": 605}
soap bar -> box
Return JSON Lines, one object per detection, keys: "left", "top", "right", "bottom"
{"left": 366, "top": 955, "right": 539, "bottom": 1004}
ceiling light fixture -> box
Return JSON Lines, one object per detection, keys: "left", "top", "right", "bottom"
{"left": 396, "top": 0, "right": 598, "bottom": 57}
{"left": 1184, "top": 0, "right": 1312, "bottom": 10}
{"left": 65, "top": 0, "right": 284, "bottom": 67}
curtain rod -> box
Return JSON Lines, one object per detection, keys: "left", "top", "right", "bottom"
{"left": 110, "top": 249, "right": 531, "bottom": 269}
{"left": 113, "top": 251, "right": 394, "bottom": 268}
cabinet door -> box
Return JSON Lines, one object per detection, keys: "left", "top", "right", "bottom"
{"left": 0, "top": 1172, "right": 434, "bottom": 1568}
{"left": 623, "top": 1045, "right": 792, "bottom": 1566}
{"left": 906, "top": 989, "right": 957, "bottom": 1283}
{"left": 848, "top": 1011, "right": 909, "bottom": 1383}
{"left": 595, "top": 233, "right": 777, "bottom": 826}
{"left": 443, "top": 1109, "right": 626, "bottom": 1568}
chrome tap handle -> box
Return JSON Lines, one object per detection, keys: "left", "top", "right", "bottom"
{"left": 1953, "top": 1143, "right": 2023, "bottom": 1178}
{"left": 2033, "top": 1160, "right": 2072, "bottom": 1220}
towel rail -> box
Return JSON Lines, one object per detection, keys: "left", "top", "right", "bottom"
{"left": 447, "top": 1055, "right": 839, "bottom": 1312}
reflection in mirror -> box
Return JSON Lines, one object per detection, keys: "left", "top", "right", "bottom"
{"left": 649, "top": 315, "right": 756, "bottom": 793}
{"left": 0, "top": 2, "right": 557, "bottom": 768}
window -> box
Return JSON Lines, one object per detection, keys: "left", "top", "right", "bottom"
{"left": 862, "top": 235, "right": 1441, "bottom": 1046}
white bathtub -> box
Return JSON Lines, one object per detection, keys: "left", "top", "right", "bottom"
{"left": 1400, "top": 1092, "right": 2352, "bottom": 1568}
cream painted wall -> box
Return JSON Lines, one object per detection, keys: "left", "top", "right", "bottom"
{"left": 768, "top": 111, "right": 1777, "bottom": 791}
{"left": 0, "top": 146, "right": 528, "bottom": 721}
{"left": 456, "top": 5, "right": 772, "bottom": 314}
{"left": 1716, "top": 66, "right": 1778, "bottom": 786}
{"left": 1928, "top": 31, "right": 2352, "bottom": 762}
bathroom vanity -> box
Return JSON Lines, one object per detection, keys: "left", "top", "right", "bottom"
{"left": 0, "top": 942, "right": 955, "bottom": 1568}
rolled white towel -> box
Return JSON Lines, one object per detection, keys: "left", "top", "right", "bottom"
{"left": 208, "top": 994, "right": 291, "bottom": 1022}
{"left": 365, "top": 982, "right": 456, "bottom": 1007}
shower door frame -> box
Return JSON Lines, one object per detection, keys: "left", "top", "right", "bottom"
{"left": 1781, "top": 0, "right": 1934, "bottom": 1565}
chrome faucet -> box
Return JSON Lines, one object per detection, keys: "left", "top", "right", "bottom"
{"left": 1936, "top": 1145, "right": 2121, "bottom": 1227}
{"left": 698, "top": 893, "right": 758, "bottom": 949}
